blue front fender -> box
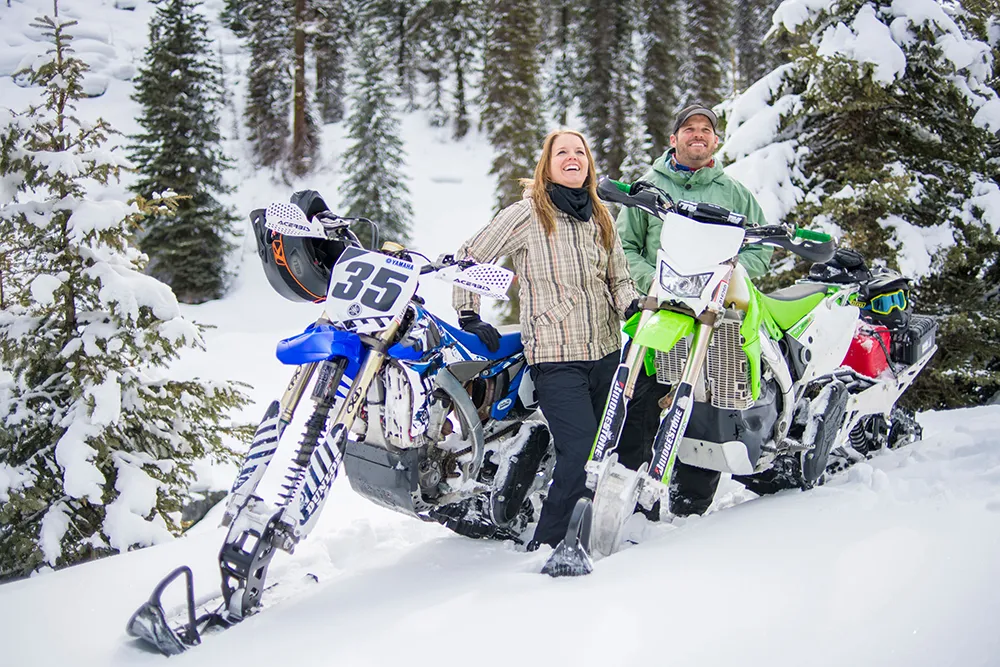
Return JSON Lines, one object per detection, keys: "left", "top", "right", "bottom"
{"left": 276, "top": 323, "right": 364, "bottom": 369}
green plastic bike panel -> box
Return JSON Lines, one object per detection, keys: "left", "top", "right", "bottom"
{"left": 758, "top": 290, "right": 827, "bottom": 331}
{"left": 741, "top": 279, "right": 782, "bottom": 400}
{"left": 626, "top": 309, "right": 696, "bottom": 377}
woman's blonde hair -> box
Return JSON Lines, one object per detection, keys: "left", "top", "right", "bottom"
{"left": 518, "top": 129, "right": 616, "bottom": 251}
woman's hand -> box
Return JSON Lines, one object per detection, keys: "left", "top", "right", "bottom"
{"left": 458, "top": 311, "right": 500, "bottom": 352}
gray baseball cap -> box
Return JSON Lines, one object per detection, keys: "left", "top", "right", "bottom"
{"left": 673, "top": 104, "right": 718, "bottom": 134}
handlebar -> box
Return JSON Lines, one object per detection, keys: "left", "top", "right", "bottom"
{"left": 602, "top": 177, "right": 837, "bottom": 264}
{"left": 419, "top": 254, "right": 475, "bottom": 275}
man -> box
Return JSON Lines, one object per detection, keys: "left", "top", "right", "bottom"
{"left": 616, "top": 103, "right": 772, "bottom": 517}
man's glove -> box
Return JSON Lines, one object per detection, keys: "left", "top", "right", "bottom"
{"left": 624, "top": 297, "right": 643, "bottom": 321}
{"left": 458, "top": 310, "right": 500, "bottom": 352}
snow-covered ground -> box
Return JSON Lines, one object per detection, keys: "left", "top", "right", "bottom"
{"left": 3, "top": 1, "right": 1000, "bottom": 666}
{"left": 2, "top": 392, "right": 1000, "bottom": 667}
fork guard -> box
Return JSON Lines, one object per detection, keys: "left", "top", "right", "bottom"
{"left": 125, "top": 566, "right": 229, "bottom": 655}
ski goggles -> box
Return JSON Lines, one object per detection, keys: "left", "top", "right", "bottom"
{"left": 860, "top": 289, "right": 909, "bottom": 315}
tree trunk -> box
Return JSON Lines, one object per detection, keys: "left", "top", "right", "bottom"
{"left": 290, "top": 0, "right": 309, "bottom": 175}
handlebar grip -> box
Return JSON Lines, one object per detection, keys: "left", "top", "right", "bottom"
{"left": 795, "top": 227, "right": 832, "bottom": 243}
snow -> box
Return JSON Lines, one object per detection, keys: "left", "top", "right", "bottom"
{"left": 878, "top": 214, "right": 953, "bottom": 279}
{"left": 29, "top": 273, "right": 63, "bottom": 305}
{"left": 968, "top": 179, "right": 1000, "bottom": 234}
{"left": 53, "top": 415, "right": 106, "bottom": 504}
{"left": 38, "top": 502, "right": 71, "bottom": 565}
{"left": 105, "top": 451, "right": 173, "bottom": 552}
{"left": 87, "top": 372, "right": 122, "bottom": 426}
{"left": 2, "top": 2, "right": 1000, "bottom": 665}
{"left": 817, "top": 5, "right": 906, "bottom": 86}
{"left": 2, "top": 403, "right": 1000, "bottom": 665}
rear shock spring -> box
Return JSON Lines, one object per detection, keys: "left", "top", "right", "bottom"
{"left": 848, "top": 420, "right": 868, "bottom": 452}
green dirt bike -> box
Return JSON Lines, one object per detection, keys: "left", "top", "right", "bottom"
{"left": 541, "top": 179, "right": 937, "bottom": 577}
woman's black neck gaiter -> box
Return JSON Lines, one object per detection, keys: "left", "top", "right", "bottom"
{"left": 548, "top": 183, "right": 593, "bottom": 222}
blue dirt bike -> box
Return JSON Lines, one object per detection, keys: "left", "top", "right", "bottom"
{"left": 127, "top": 191, "right": 552, "bottom": 655}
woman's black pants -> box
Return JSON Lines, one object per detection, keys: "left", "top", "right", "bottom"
{"left": 529, "top": 351, "right": 618, "bottom": 547}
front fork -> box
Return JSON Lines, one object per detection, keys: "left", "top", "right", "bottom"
{"left": 222, "top": 362, "right": 320, "bottom": 526}
{"left": 589, "top": 303, "right": 655, "bottom": 467}
{"left": 585, "top": 311, "right": 715, "bottom": 507}
{"left": 647, "top": 320, "right": 713, "bottom": 486}
{"left": 276, "top": 319, "right": 401, "bottom": 543}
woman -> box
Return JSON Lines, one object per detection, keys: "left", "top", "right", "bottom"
{"left": 453, "top": 129, "right": 638, "bottom": 549}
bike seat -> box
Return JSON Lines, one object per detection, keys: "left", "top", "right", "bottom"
{"left": 436, "top": 318, "right": 524, "bottom": 360}
{"left": 760, "top": 283, "right": 829, "bottom": 330}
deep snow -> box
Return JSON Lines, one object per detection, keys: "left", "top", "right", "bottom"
{"left": 2, "top": 1, "right": 1000, "bottom": 666}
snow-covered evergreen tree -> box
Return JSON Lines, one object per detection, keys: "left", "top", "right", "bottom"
{"left": 734, "top": 0, "right": 783, "bottom": 92}
{"left": 448, "top": 0, "right": 482, "bottom": 139}
{"left": 682, "top": 0, "right": 732, "bottom": 105}
{"left": 313, "top": 0, "right": 351, "bottom": 124}
{"left": 412, "top": 0, "right": 452, "bottom": 128}
{"left": 220, "top": 0, "right": 251, "bottom": 35}
{"left": 578, "top": 2, "right": 639, "bottom": 179}
{"left": 541, "top": 1, "right": 577, "bottom": 127}
{"left": 641, "top": 0, "right": 684, "bottom": 157}
{"left": 130, "top": 0, "right": 238, "bottom": 304}
{"left": 721, "top": 0, "right": 1000, "bottom": 408}
{"left": 339, "top": 13, "right": 413, "bottom": 247}
{"left": 244, "top": 0, "right": 292, "bottom": 168}
{"left": 0, "top": 13, "right": 249, "bottom": 581}
{"left": 481, "top": 0, "right": 545, "bottom": 323}
{"left": 481, "top": 0, "right": 545, "bottom": 209}
{"left": 364, "top": 0, "right": 421, "bottom": 110}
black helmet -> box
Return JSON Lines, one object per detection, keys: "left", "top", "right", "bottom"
{"left": 856, "top": 267, "right": 911, "bottom": 332}
{"left": 251, "top": 190, "right": 348, "bottom": 303}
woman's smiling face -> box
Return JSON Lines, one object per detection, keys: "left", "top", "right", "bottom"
{"left": 548, "top": 133, "right": 589, "bottom": 188}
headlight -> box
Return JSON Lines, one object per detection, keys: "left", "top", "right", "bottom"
{"left": 658, "top": 260, "right": 713, "bottom": 298}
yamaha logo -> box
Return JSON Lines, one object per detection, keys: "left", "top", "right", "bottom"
{"left": 348, "top": 303, "right": 362, "bottom": 316}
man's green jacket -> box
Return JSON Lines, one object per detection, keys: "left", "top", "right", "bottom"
{"left": 617, "top": 149, "right": 773, "bottom": 294}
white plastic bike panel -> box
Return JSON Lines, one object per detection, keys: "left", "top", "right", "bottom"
{"left": 658, "top": 211, "right": 746, "bottom": 274}
{"left": 264, "top": 202, "right": 328, "bottom": 239}
{"left": 793, "top": 302, "right": 859, "bottom": 383}
{"left": 435, "top": 262, "right": 513, "bottom": 300}
{"left": 324, "top": 247, "right": 420, "bottom": 333}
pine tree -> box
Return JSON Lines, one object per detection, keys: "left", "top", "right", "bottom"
{"left": 481, "top": 0, "right": 545, "bottom": 323}
{"left": 682, "top": 0, "right": 732, "bottom": 105}
{"left": 244, "top": 0, "right": 292, "bottom": 167}
{"left": 642, "top": 0, "right": 684, "bottom": 157}
{"left": 541, "top": 1, "right": 577, "bottom": 127}
{"left": 364, "top": 0, "right": 421, "bottom": 110}
{"left": 448, "top": 0, "right": 481, "bottom": 139}
{"left": 412, "top": 0, "right": 452, "bottom": 128}
{"left": 578, "top": 1, "right": 638, "bottom": 179}
{"left": 734, "top": 0, "right": 782, "bottom": 93}
{"left": 481, "top": 0, "right": 545, "bottom": 209}
{"left": 221, "top": 0, "right": 251, "bottom": 35}
{"left": 313, "top": 0, "right": 351, "bottom": 124}
{"left": 130, "top": 0, "right": 238, "bottom": 304}
{"left": 0, "top": 12, "right": 249, "bottom": 581}
{"left": 339, "top": 14, "right": 414, "bottom": 248}
{"left": 289, "top": 0, "right": 319, "bottom": 175}
{"left": 721, "top": 0, "right": 1000, "bottom": 409}
{"left": 405, "top": 0, "right": 481, "bottom": 136}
